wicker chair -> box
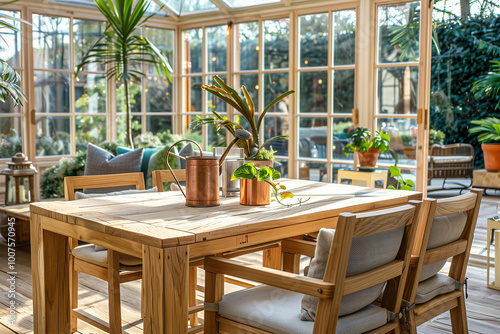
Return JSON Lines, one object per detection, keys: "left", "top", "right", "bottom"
{"left": 428, "top": 144, "right": 474, "bottom": 191}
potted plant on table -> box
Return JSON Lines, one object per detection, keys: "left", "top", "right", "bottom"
{"left": 343, "top": 127, "right": 391, "bottom": 168}
{"left": 469, "top": 117, "right": 500, "bottom": 171}
{"left": 190, "top": 75, "right": 294, "bottom": 167}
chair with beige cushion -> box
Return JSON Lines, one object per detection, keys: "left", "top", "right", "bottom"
{"left": 64, "top": 172, "right": 149, "bottom": 333}
{"left": 400, "top": 189, "right": 483, "bottom": 333}
{"left": 428, "top": 143, "right": 474, "bottom": 191}
{"left": 203, "top": 202, "right": 421, "bottom": 334}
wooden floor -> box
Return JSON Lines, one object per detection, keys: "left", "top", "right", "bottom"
{"left": 1, "top": 188, "right": 500, "bottom": 333}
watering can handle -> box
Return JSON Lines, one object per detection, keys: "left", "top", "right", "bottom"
{"left": 166, "top": 139, "right": 203, "bottom": 198}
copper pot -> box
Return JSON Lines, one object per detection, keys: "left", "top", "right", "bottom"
{"left": 357, "top": 148, "right": 380, "bottom": 167}
{"left": 240, "top": 179, "right": 270, "bottom": 206}
{"left": 166, "top": 140, "right": 220, "bottom": 207}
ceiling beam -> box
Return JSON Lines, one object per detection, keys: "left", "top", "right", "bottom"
{"left": 209, "top": 0, "right": 231, "bottom": 15}
{"left": 153, "top": 0, "right": 179, "bottom": 21}
{"left": 282, "top": 0, "right": 292, "bottom": 6}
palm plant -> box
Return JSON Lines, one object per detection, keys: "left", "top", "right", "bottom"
{"left": 472, "top": 60, "right": 500, "bottom": 110}
{"left": 469, "top": 117, "right": 500, "bottom": 143}
{"left": 75, "top": 0, "right": 172, "bottom": 148}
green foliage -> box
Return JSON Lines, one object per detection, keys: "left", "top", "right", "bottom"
{"left": 192, "top": 75, "right": 294, "bottom": 160}
{"left": 231, "top": 162, "right": 309, "bottom": 208}
{"left": 40, "top": 151, "right": 87, "bottom": 198}
{"left": 343, "top": 127, "right": 391, "bottom": 155}
{"left": 389, "top": 4, "right": 422, "bottom": 62}
{"left": 472, "top": 60, "right": 500, "bottom": 109}
{"left": 469, "top": 117, "right": 500, "bottom": 143}
{"left": 429, "top": 129, "right": 446, "bottom": 145}
{"left": 252, "top": 147, "right": 279, "bottom": 162}
{"left": 387, "top": 166, "right": 414, "bottom": 191}
{"left": 146, "top": 144, "right": 179, "bottom": 189}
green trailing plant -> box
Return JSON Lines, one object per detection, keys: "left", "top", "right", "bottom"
{"left": 343, "top": 127, "right": 391, "bottom": 156}
{"left": 472, "top": 60, "right": 500, "bottom": 110}
{"left": 190, "top": 75, "right": 294, "bottom": 160}
{"left": 469, "top": 117, "right": 500, "bottom": 143}
{"left": 388, "top": 166, "right": 414, "bottom": 191}
{"left": 231, "top": 162, "right": 309, "bottom": 208}
{"left": 75, "top": 0, "right": 172, "bottom": 149}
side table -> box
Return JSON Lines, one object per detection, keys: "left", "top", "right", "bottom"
{"left": 337, "top": 170, "right": 388, "bottom": 188}
{"left": 473, "top": 170, "right": 500, "bottom": 194}
{"left": 487, "top": 218, "right": 500, "bottom": 290}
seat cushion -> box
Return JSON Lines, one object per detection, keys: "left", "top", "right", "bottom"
{"left": 301, "top": 227, "right": 404, "bottom": 320}
{"left": 415, "top": 273, "right": 456, "bottom": 304}
{"left": 419, "top": 212, "right": 467, "bottom": 282}
{"left": 84, "top": 143, "right": 143, "bottom": 194}
{"left": 72, "top": 244, "right": 142, "bottom": 268}
{"left": 431, "top": 156, "right": 472, "bottom": 164}
{"left": 117, "top": 146, "right": 160, "bottom": 179}
{"left": 218, "top": 285, "right": 390, "bottom": 334}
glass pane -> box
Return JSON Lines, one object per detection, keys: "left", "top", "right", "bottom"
{"left": 0, "top": 117, "right": 22, "bottom": 158}
{"left": 75, "top": 74, "right": 107, "bottom": 113}
{"left": 223, "top": 0, "right": 279, "bottom": 8}
{"left": 332, "top": 118, "right": 354, "bottom": 160}
{"left": 117, "top": 79, "right": 142, "bottom": 114}
{"left": 207, "top": 124, "right": 226, "bottom": 152}
{"left": 274, "top": 159, "right": 288, "bottom": 178}
{"left": 235, "top": 22, "right": 259, "bottom": 72}
{"left": 206, "top": 75, "right": 226, "bottom": 112}
{"left": 146, "top": 115, "right": 173, "bottom": 134}
{"left": 182, "top": 114, "right": 202, "bottom": 141}
{"left": 0, "top": 10, "right": 21, "bottom": 67}
{"left": 297, "top": 161, "right": 327, "bottom": 182}
{"left": 333, "top": 9, "right": 356, "bottom": 66}
{"left": 116, "top": 115, "right": 141, "bottom": 145}
{"left": 263, "top": 116, "right": 289, "bottom": 157}
{"left": 75, "top": 115, "right": 107, "bottom": 152}
{"left": 332, "top": 69, "right": 355, "bottom": 114}
{"left": 33, "top": 14, "right": 70, "bottom": 70}
{"left": 264, "top": 18, "right": 289, "bottom": 70}
{"left": 378, "top": 66, "right": 418, "bottom": 114}
{"left": 182, "top": 29, "right": 202, "bottom": 74}
{"left": 36, "top": 116, "right": 71, "bottom": 156}
{"left": 146, "top": 77, "right": 172, "bottom": 113}
{"left": 299, "top": 13, "right": 328, "bottom": 68}
{"left": 0, "top": 97, "right": 21, "bottom": 114}
{"left": 183, "top": 76, "right": 202, "bottom": 112}
{"left": 234, "top": 74, "right": 259, "bottom": 109}
{"left": 163, "top": 0, "right": 217, "bottom": 15}
{"left": 34, "top": 71, "right": 71, "bottom": 113}
{"left": 298, "top": 117, "right": 328, "bottom": 159}
{"left": 377, "top": 117, "right": 417, "bottom": 166}
{"left": 206, "top": 25, "right": 227, "bottom": 73}
{"left": 264, "top": 73, "right": 289, "bottom": 112}
{"left": 73, "top": 20, "right": 106, "bottom": 72}
{"left": 299, "top": 71, "right": 327, "bottom": 113}
{"left": 378, "top": 2, "right": 420, "bottom": 64}
{"left": 331, "top": 164, "right": 353, "bottom": 183}
{"left": 146, "top": 28, "right": 174, "bottom": 75}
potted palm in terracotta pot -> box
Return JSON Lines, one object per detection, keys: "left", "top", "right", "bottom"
{"left": 343, "top": 127, "right": 391, "bottom": 168}
{"left": 469, "top": 117, "right": 500, "bottom": 171}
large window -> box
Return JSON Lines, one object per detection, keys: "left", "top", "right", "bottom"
{"left": 296, "top": 9, "right": 357, "bottom": 182}
{"left": 0, "top": 10, "right": 23, "bottom": 159}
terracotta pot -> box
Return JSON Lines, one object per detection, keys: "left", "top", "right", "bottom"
{"left": 482, "top": 143, "right": 500, "bottom": 171}
{"left": 357, "top": 148, "right": 380, "bottom": 167}
{"left": 240, "top": 179, "right": 271, "bottom": 206}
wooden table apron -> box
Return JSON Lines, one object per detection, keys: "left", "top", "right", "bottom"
{"left": 29, "top": 180, "right": 421, "bottom": 334}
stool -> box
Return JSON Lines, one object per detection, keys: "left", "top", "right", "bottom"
{"left": 337, "top": 170, "right": 388, "bottom": 188}
{"left": 487, "top": 218, "right": 500, "bottom": 290}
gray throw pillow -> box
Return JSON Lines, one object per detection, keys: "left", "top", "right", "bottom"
{"left": 83, "top": 143, "right": 143, "bottom": 194}
{"left": 301, "top": 226, "right": 404, "bottom": 320}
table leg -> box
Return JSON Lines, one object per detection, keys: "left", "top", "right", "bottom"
{"left": 143, "top": 245, "right": 189, "bottom": 333}
{"left": 30, "top": 214, "right": 71, "bottom": 333}
{"left": 263, "top": 247, "right": 282, "bottom": 270}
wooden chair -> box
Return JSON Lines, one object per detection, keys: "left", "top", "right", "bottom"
{"left": 400, "top": 189, "right": 483, "bottom": 333}
{"left": 204, "top": 202, "right": 421, "bottom": 334}
{"left": 64, "top": 172, "right": 146, "bottom": 333}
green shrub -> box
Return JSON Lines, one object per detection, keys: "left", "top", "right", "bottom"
{"left": 429, "top": 129, "right": 445, "bottom": 145}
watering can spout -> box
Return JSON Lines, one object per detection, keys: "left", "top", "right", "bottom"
{"left": 218, "top": 129, "right": 252, "bottom": 166}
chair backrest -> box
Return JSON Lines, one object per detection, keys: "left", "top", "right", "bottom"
{"left": 403, "top": 189, "right": 483, "bottom": 306}
{"left": 312, "top": 201, "right": 420, "bottom": 332}
{"left": 430, "top": 143, "right": 474, "bottom": 158}
{"left": 64, "top": 172, "right": 145, "bottom": 201}
{"left": 152, "top": 169, "right": 186, "bottom": 192}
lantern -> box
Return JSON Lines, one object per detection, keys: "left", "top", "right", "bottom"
{"left": 1, "top": 153, "right": 37, "bottom": 205}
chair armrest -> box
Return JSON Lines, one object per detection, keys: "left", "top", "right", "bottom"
{"left": 204, "top": 256, "right": 334, "bottom": 298}
{"left": 281, "top": 238, "right": 316, "bottom": 258}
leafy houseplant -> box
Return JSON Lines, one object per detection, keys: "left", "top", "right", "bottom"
{"left": 469, "top": 117, "right": 500, "bottom": 171}
{"left": 343, "top": 127, "right": 391, "bottom": 167}
{"left": 472, "top": 60, "right": 500, "bottom": 110}
{"left": 231, "top": 162, "right": 308, "bottom": 207}
{"left": 191, "top": 75, "right": 294, "bottom": 161}
{"left": 75, "top": 0, "right": 172, "bottom": 149}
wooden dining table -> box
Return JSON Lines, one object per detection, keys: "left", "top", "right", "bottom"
{"left": 29, "top": 179, "right": 420, "bottom": 333}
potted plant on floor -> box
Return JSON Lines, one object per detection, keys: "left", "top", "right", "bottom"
{"left": 469, "top": 117, "right": 500, "bottom": 171}
{"left": 190, "top": 75, "right": 294, "bottom": 167}
{"left": 343, "top": 127, "right": 391, "bottom": 168}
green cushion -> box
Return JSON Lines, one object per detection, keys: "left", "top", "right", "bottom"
{"left": 117, "top": 146, "right": 160, "bottom": 177}
{"left": 146, "top": 144, "right": 181, "bottom": 189}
